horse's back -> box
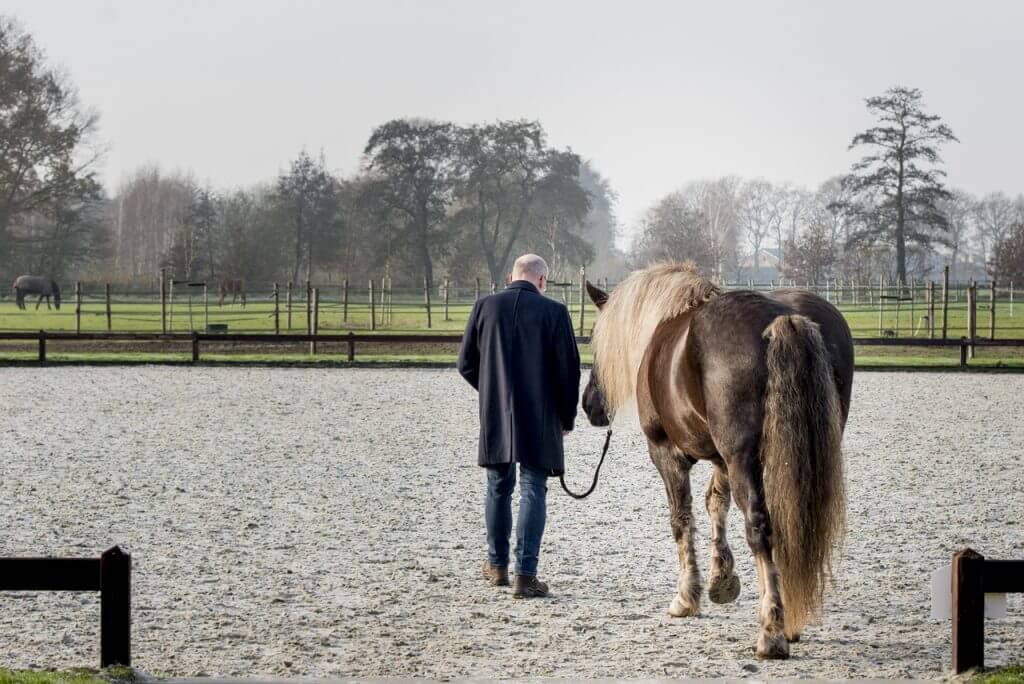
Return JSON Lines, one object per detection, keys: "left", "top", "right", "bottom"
{"left": 689, "top": 289, "right": 853, "bottom": 434}
{"left": 13, "top": 275, "right": 51, "bottom": 292}
{"left": 693, "top": 288, "right": 851, "bottom": 370}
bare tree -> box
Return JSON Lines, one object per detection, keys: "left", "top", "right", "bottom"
{"left": 990, "top": 220, "right": 1024, "bottom": 282}
{"left": 782, "top": 222, "right": 835, "bottom": 285}
{"left": 737, "top": 179, "right": 786, "bottom": 279}
{"left": 974, "top": 191, "right": 1017, "bottom": 259}
{"left": 112, "top": 166, "right": 194, "bottom": 280}
{"left": 629, "top": 191, "right": 715, "bottom": 272}
{"left": 935, "top": 190, "right": 976, "bottom": 282}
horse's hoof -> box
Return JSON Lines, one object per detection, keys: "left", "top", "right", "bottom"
{"left": 708, "top": 572, "right": 740, "bottom": 604}
{"left": 668, "top": 594, "right": 700, "bottom": 617}
{"left": 756, "top": 632, "right": 790, "bottom": 660}
{"left": 786, "top": 632, "right": 801, "bottom": 643}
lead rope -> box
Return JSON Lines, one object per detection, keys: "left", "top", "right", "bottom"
{"left": 559, "top": 427, "right": 613, "bottom": 499}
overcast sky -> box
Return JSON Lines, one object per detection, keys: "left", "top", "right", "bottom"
{"left": 7, "top": 0, "right": 1023, "bottom": 245}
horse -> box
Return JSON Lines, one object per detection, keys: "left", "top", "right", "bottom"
{"left": 218, "top": 279, "right": 246, "bottom": 307}
{"left": 581, "top": 262, "right": 853, "bottom": 659}
{"left": 12, "top": 275, "right": 61, "bottom": 311}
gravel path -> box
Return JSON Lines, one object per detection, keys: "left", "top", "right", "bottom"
{"left": 1, "top": 368, "right": 1022, "bottom": 678}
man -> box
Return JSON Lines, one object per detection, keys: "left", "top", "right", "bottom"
{"left": 457, "top": 254, "right": 581, "bottom": 598}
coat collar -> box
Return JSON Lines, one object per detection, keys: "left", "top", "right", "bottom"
{"left": 505, "top": 280, "right": 540, "bottom": 294}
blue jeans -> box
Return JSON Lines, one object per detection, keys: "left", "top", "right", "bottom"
{"left": 485, "top": 462, "right": 548, "bottom": 576}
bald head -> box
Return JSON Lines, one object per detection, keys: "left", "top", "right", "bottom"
{"left": 510, "top": 254, "right": 549, "bottom": 292}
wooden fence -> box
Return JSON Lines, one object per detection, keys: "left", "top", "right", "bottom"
{"left": 3, "top": 267, "right": 1018, "bottom": 339}
{"left": 3, "top": 330, "right": 1024, "bottom": 366}
{"left": 0, "top": 545, "right": 131, "bottom": 667}
{"left": 951, "top": 548, "right": 1024, "bottom": 673}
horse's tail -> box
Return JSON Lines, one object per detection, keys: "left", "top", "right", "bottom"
{"left": 760, "top": 314, "right": 846, "bottom": 637}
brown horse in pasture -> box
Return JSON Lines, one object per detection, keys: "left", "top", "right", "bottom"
{"left": 218, "top": 279, "right": 246, "bottom": 307}
{"left": 582, "top": 262, "right": 853, "bottom": 659}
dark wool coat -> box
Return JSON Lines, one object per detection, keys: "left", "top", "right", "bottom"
{"left": 457, "top": 280, "right": 581, "bottom": 475}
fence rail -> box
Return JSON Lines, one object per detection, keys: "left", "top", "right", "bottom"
{"left": 3, "top": 330, "right": 1024, "bottom": 366}
{"left": 1, "top": 268, "right": 1017, "bottom": 339}
{"left": 0, "top": 546, "right": 131, "bottom": 667}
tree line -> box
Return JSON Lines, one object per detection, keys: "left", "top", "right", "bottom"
{"left": 631, "top": 87, "right": 1024, "bottom": 287}
{"left": 0, "top": 17, "right": 624, "bottom": 291}
{"left": 4, "top": 16, "right": 1024, "bottom": 294}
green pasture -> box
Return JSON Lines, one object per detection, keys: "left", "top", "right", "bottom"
{"left": 1, "top": 285, "right": 1021, "bottom": 368}
{"left": 0, "top": 667, "right": 135, "bottom": 684}
{"left": 0, "top": 288, "right": 1020, "bottom": 339}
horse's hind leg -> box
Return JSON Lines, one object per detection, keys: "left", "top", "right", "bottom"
{"left": 648, "top": 439, "right": 701, "bottom": 617}
{"left": 727, "top": 452, "right": 789, "bottom": 659}
{"left": 706, "top": 460, "right": 740, "bottom": 604}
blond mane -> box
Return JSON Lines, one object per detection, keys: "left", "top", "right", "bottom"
{"left": 591, "top": 261, "right": 719, "bottom": 417}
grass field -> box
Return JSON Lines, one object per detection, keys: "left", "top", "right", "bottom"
{"left": 0, "top": 287, "right": 1020, "bottom": 337}
{"left": 0, "top": 667, "right": 135, "bottom": 684}
{"left": 1, "top": 285, "right": 1021, "bottom": 367}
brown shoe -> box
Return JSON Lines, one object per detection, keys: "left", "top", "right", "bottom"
{"left": 482, "top": 561, "right": 509, "bottom": 586}
{"left": 512, "top": 574, "right": 549, "bottom": 599}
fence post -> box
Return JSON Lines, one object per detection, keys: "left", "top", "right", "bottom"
{"left": 475, "top": 277, "right": 481, "bottom": 300}
{"left": 942, "top": 266, "right": 949, "bottom": 340}
{"left": 273, "top": 283, "right": 280, "bottom": 335}
{"left": 72, "top": 281, "right": 81, "bottom": 333}
{"left": 443, "top": 276, "right": 450, "bottom": 322}
{"left": 38, "top": 330, "right": 46, "bottom": 364}
{"left": 305, "top": 280, "right": 312, "bottom": 337}
{"left": 895, "top": 278, "right": 903, "bottom": 338}
{"left": 159, "top": 269, "right": 167, "bottom": 334}
{"left": 878, "top": 274, "right": 884, "bottom": 336}
{"left": 1010, "top": 280, "right": 1014, "bottom": 317}
{"left": 369, "top": 280, "right": 376, "bottom": 331}
{"left": 490, "top": 281, "right": 496, "bottom": 295}
{"left": 310, "top": 288, "right": 319, "bottom": 355}
{"left": 424, "top": 277, "right": 432, "bottom": 329}
{"left": 286, "top": 281, "right": 293, "bottom": 331}
{"left": 168, "top": 279, "right": 175, "bottom": 332}
{"left": 578, "top": 265, "right": 586, "bottom": 336}
{"left": 952, "top": 548, "right": 985, "bottom": 673}
{"left": 960, "top": 336, "right": 968, "bottom": 369}
{"left": 105, "top": 283, "right": 112, "bottom": 332}
{"left": 191, "top": 331, "right": 200, "bottom": 362}
{"left": 990, "top": 279, "right": 996, "bottom": 340}
{"left": 910, "top": 279, "right": 916, "bottom": 335}
{"left": 343, "top": 279, "right": 349, "bottom": 323}
{"left": 100, "top": 545, "right": 131, "bottom": 667}
{"left": 347, "top": 331, "right": 355, "bottom": 362}
{"left": 968, "top": 283, "right": 976, "bottom": 359}
{"left": 928, "top": 281, "right": 936, "bottom": 339}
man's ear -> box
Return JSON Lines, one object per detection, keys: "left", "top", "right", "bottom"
{"left": 586, "top": 281, "right": 609, "bottom": 309}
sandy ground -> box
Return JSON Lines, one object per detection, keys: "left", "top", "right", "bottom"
{"left": 1, "top": 367, "right": 1022, "bottom": 678}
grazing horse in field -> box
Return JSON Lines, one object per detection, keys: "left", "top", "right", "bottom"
{"left": 13, "top": 275, "right": 61, "bottom": 311}
{"left": 218, "top": 279, "right": 246, "bottom": 307}
{"left": 582, "top": 262, "right": 853, "bottom": 659}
